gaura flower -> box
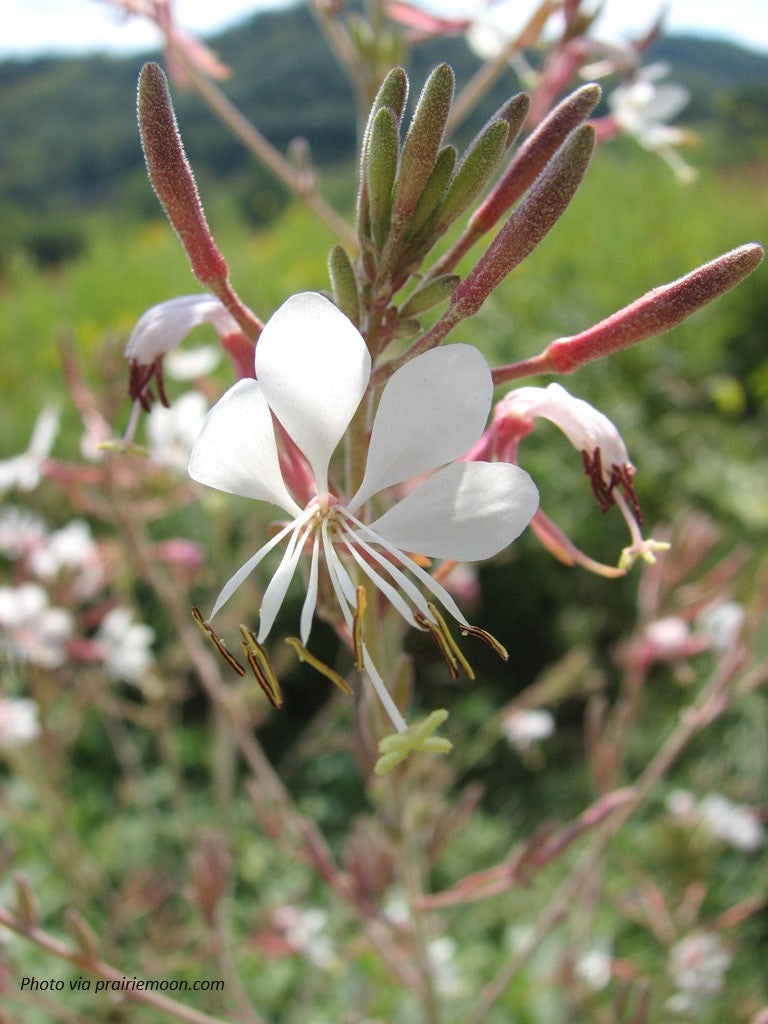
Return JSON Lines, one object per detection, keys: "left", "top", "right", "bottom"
{"left": 124, "top": 294, "right": 238, "bottom": 411}
{"left": 605, "top": 63, "right": 696, "bottom": 182}
{"left": 470, "top": 382, "right": 668, "bottom": 575}
{"left": 188, "top": 292, "right": 539, "bottom": 730}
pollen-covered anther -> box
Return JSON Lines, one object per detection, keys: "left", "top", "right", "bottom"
{"left": 353, "top": 586, "right": 367, "bottom": 672}
{"left": 191, "top": 606, "right": 246, "bottom": 676}
{"left": 240, "top": 624, "right": 283, "bottom": 708}
{"left": 284, "top": 637, "right": 352, "bottom": 696}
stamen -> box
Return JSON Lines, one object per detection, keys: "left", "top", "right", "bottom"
{"left": 191, "top": 606, "right": 246, "bottom": 676}
{"left": 353, "top": 586, "right": 366, "bottom": 672}
{"left": 427, "top": 603, "right": 475, "bottom": 680}
{"left": 284, "top": 637, "right": 352, "bottom": 695}
{"left": 414, "top": 610, "right": 460, "bottom": 679}
{"left": 460, "top": 624, "right": 509, "bottom": 661}
{"left": 240, "top": 625, "right": 283, "bottom": 708}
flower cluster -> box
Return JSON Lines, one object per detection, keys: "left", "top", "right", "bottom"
{"left": 118, "top": 54, "right": 762, "bottom": 764}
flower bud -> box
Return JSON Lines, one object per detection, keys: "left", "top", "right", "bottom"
{"left": 399, "top": 274, "right": 460, "bottom": 317}
{"left": 137, "top": 63, "right": 228, "bottom": 288}
{"left": 542, "top": 243, "right": 764, "bottom": 374}
{"left": 391, "top": 64, "right": 455, "bottom": 234}
{"left": 328, "top": 244, "right": 360, "bottom": 324}
{"left": 429, "top": 118, "right": 510, "bottom": 239}
{"left": 451, "top": 124, "right": 595, "bottom": 319}
{"left": 471, "top": 83, "right": 601, "bottom": 233}
{"left": 366, "top": 106, "right": 399, "bottom": 249}
{"left": 404, "top": 146, "right": 457, "bottom": 239}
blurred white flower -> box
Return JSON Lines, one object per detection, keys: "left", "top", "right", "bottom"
{"left": 27, "top": 518, "right": 103, "bottom": 598}
{"left": 0, "top": 582, "right": 73, "bottom": 669}
{"left": 666, "top": 788, "right": 764, "bottom": 853}
{"left": 697, "top": 793, "right": 764, "bottom": 853}
{"left": 273, "top": 906, "right": 336, "bottom": 970}
{"left": 96, "top": 606, "right": 155, "bottom": 683}
{"left": 0, "top": 696, "right": 41, "bottom": 748}
{"left": 165, "top": 344, "right": 222, "bottom": 381}
{"left": 0, "top": 506, "right": 47, "bottom": 560}
{"left": 465, "top": 0, "right": 558, "bottom": 61}
{"left": 667, "top": 932, "right": 731, "bottom": 1015}
{"left": 665, "top": 788, "right": 697, "bottom": 818}
{"left": 502, "top": 708, "right": 555, "bottom": 751}
{"left": 147, "top": 391, "right": 209, "bottom": 473}
{"left": 575, "top": 942, "right": 612, "bottom": 991}
{"left": 0, "top": 407, "right": 59, "bottom": 494}
{"left": 607, "top": 63, "right": 696, "bottom": 182}
{"left": 428, "top": 936, "right": 469, "bottom": 997}
{"left": 696, "top": 601, "right": 745, "bottom": 652}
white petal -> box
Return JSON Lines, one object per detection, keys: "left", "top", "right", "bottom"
{"left": 188, "top": 379, "right": 302, "bottom": 515}
{"left": 125, "top": 295, "right": 238, "bottom": 364}
{"left": 369, "top": 461, "right": 539, "bottom": 561}
{"left": 254, "top": 293, "right": 370, "bottom": 494}
{"left": 348, "top": 345, "right": 493, "bottom": 513}
{"left": 501, "top": 383, "right": 631, "bottom": 477}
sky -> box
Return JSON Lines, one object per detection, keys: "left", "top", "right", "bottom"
{"left": 2, "top": 0, "right": 768, "bottom": 59}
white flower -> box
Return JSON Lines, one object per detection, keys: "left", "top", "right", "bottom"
{"left": 27, "top": 518, "right": 103, "bottom": 598}
{"left": 502, "top": 708, "right": 555, "bottom": 751}
{"left": 465, "top": 1, "right": 557, "bottom": 61}
{"left": 696, "top": 601, "right": 745, "bottom": 652}
{"left": 607, "top": 63, "right": 696, "bottom": 182}
{"left": 273, "top": 906, "right": 336, "bottom": 970}
{"left": 0, "top": 506, "right": 47, "bottom": 560}
{"left": 189, "top": 292, "right": 539, "bottom": 728}
{"left": 697, "top": 793, "right": 764, "bottom": 853}
{"left": 96, "top": 606, "right": 155, "bottom": 683}
{"left": 0, "top": 406, "right": 59, "bottom": 494}
{"left": 575, "top": 943, "right": 612, "bottom": 991}
{"left": 125, "top": 295, "right": 237, "bottom": 367}
{"left": 0, "top": 582, "right": 73, "bottom": 669}
{"left": 0, "top": 696, "right": 41, "bottom": 748}
{"left": 125, "top": 295, "right": 238, "bottom": 410}
{"left": 667, "top": 932, "right": 731, "bottom": 1007}
{"left": 147, "top": 390, "right": 209, "bottom": 473}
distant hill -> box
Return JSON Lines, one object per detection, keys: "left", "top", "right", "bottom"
{"left": 1, "top": 1, "right": 766, "bottom": 263}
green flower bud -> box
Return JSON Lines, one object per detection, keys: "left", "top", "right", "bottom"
{"left": 391, "top": 64, "right": 455, "bottom": 232}
{"left": 399, "top": 274, "right": 460, "bottom": 317}
{"left": 366, "top": 106, "right": 399, "bottom": 249}
{"left": 430, "top": 118, "right": 510, "bottom": 239}
{"left": 328, "top": 244, "right": 360, "bottom": 324}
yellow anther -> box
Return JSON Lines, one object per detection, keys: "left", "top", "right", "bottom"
{"left": 240, "top": 625, "right": 283, "bottom": 708}
{"left": 285, "top": 637, "right": 352, "bottom": 696}
{"left": 353, "top": 585, "right": 367, "bottom": 672}
{"left": 191, "top": 606, "right": 246, "bottom": 676}
{"left": 374, "top": 709, "right": 453, "bottom": 776}
{"left": 96, "top": 440, "right": 150, "bottom": 458}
